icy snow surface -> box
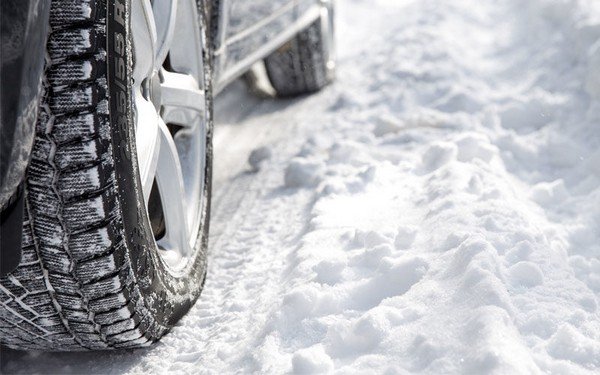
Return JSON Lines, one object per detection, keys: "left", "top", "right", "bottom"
{"left": 3, "top": 0, "right": 600, "bottom": 373}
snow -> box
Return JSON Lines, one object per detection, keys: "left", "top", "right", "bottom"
{"left": 248, "top": 146, "right": 272, "bottom": 172}
{"left": 2, "top": 0, "right": 600, "bottom": 373}
{"left": 292, "top": 345, "right": 334, "bottom": 374}
{"left": 284, "top": 157, "right": 325, "bottom": 188}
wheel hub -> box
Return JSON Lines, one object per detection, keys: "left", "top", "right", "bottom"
{"left": 148, "top": 70, "right": 162, "bottom": 111}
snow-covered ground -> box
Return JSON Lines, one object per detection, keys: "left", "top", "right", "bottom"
{"left": 3, "top": 0, "right": 600, "bottom": 373}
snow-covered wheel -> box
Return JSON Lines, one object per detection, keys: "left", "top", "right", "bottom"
{"left": 264, "top": 0, "right": 336, "bottom": 97}
{"left": 0, "top": 0, "right": 212, "bottom": 351}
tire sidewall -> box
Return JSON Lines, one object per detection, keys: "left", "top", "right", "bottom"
{"left": 107, "top": 0, "right": 213, "bottom": 327}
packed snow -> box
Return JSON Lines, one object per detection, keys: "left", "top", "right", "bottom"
{"left": 2, "top": 0, "right": 600, "bottom": 373}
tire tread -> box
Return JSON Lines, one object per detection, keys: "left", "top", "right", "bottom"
{"left": 0, "top": 0, "right": 158, "bottom": 351}
{"left": 264, "top": 19, "right": 331, "bottom": 97}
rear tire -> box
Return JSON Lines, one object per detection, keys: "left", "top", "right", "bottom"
{"left": 264, "top": 1, "right": 336, "bottom": 97}
{"left": 0, "top": 0, "right": 213, "bottom": 351}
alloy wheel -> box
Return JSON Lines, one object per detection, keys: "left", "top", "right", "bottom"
{"left": 131, "top": 0, "right": 208, "bottom": 273}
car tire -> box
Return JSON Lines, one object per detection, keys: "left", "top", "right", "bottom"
{"left": 0, "top": 0, "right": 213, "bottom": 351}
{"left": 264, "top": 1, "right": 336, "bottom": 97}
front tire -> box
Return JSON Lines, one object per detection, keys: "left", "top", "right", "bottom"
{"left": 264, "top": 1, "right": 336, "bottom": 97}
{"left": 0, "top": 0, "right": 213, "bottom": 351}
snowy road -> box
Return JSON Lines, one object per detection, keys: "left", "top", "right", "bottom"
{"left": 2, "top": 0, "right": 600, "bottom": 373}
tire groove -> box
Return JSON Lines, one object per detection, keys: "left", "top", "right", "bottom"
{"left": 44, "top": 115, "right": 111, "bottom": 346}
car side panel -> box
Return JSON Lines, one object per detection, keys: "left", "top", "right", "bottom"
{"left": 226, "top": 0, "right": 292, "bottom": 37}
{"left": 297, "top": 0, "right": 320, "bottom": 15}
{"left": 213, "top": 0, "right": 294, "bottom": 86}
{"left": 221, "top": 2, "right": 295, "bottom": 71}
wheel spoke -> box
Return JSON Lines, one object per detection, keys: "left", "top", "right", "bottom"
{"left": 155, "top": 120, "right": 190, "bottom": 258}
{"left": 132, "top": 0, "right": 157, "bottom": 84}
{"left": 152, "top": 0, "right": 178, "bottom": 67}
{"left": 161, "top": 70, "right": 205, "bottom": 126}
{"left": 167, "top": 0, "right": 205, "bottom": 84}
{"left": 135, "top": 92, "right": 161, "bottom": 201}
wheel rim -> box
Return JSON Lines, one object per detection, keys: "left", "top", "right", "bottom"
{"left": 131, "top": 0, "right": 207, "bottom": 273}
